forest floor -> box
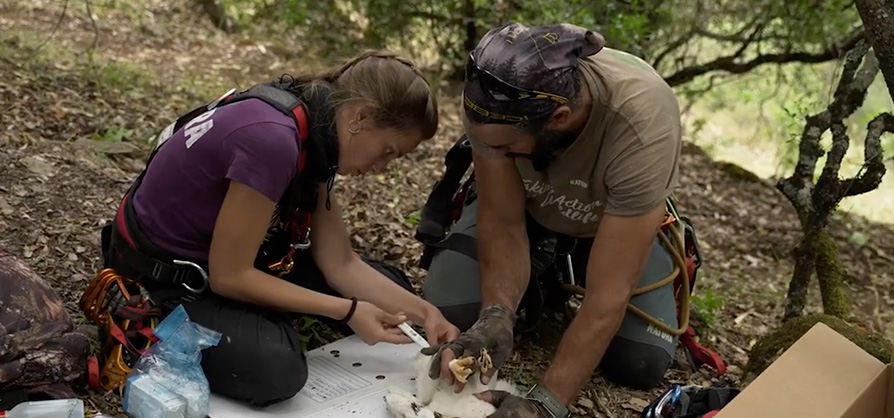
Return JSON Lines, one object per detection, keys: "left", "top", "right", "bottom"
{"left": 2, "top": 0, "right": 893, "bottom": 417}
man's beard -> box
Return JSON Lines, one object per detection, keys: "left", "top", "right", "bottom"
{"left": 528, "top": 128, "right": 577, "bottom": 172}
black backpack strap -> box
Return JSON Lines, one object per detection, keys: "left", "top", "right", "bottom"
{"left": 103, "top": 83, "right": 312, "bottom": 294}
{"left": 415, "top": 135, "right": 474, "bottom": 269}
{"left": 225, "top": 84, "right": 305, "bottom": 121}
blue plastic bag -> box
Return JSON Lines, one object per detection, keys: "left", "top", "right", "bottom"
{"left": 123, "top": 305, "right": 221, "bottom": 418}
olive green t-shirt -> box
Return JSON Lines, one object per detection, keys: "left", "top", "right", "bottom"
{"left": 516, "top": 47, "right": 682, "bottom": 238}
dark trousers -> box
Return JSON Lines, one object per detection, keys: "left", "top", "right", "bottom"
{"left": 149, "top": 252, "right": 413, "bottom": 407}
{"left": 421, "top": 199, "right": 679, "bottom": 390}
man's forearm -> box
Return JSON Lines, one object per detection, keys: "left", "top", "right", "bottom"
{"left": 539, "top": 300, "right": 627, "bottom": 405}
{"left": 478, "top": 220, "right": 530, "bottom": 312}
{"left": 538, "top": 209, "right": 665, "bottom": 404}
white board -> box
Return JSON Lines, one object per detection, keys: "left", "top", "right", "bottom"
{"left": 208, "top": 335, "right": 420, "bottom": 418}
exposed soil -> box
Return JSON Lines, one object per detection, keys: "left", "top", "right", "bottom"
{"left": 2, "top": 0, "right": 892, "bottom": 417}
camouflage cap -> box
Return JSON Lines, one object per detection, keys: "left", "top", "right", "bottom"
{"left": 463, "top": 22, "right": 605, "bottom": 124}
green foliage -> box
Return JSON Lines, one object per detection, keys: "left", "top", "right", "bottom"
{"left": 92, "top": 125, "right": 133, "bottom": 143}
{"left": 216, "top": 0, "right": 864, "bottom": 85}
{"left": 294, "top": 316, "right": 341, "bottom": 351}
{"left": 404, "top": 208, "right": 422, "bottom": 227}
{"left": 691, "top": 288, "right": 723, "bottom": 329}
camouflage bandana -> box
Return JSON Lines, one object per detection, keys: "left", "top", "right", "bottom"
{"left": 463, "top": 22, "right": 605, "bottom": 125}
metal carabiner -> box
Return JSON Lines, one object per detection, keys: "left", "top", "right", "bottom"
{"left": 294, "top": 227, "right": 312, "bottom": 250}
{"left": 172, "top": 260, "right": 209, "bottom": 294}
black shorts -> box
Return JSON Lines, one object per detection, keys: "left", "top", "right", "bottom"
{"left": 149, "top": 252, "right": 413, "bottom": 407}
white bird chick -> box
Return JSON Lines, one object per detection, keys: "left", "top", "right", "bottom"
{"left": 385, "top": 349, "right": 519, "bottom": 418}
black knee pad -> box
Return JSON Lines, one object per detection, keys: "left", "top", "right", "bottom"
{"left": 203, "top": 333, "right": 309, "bottom": 407}
{"left": 182, "top": 297, "right": 309, "bottom": 407}
{"left": 598, "top": 336, "right": 673, "bottom": 390}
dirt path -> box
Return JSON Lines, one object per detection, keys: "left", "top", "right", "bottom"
{"left": 2, "top": 1, "right": 893, "bottom": 417}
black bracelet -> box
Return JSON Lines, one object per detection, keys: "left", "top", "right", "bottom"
{"left": 339, "top": 297, "right": 358, "bottom": 323}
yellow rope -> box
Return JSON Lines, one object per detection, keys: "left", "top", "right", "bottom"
{"left": 560, "top": 212, "right": 692, "bottom": 336}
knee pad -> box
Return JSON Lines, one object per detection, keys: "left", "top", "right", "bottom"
{"left": 421, "top": 238, "right": 482, "bottom": 310}
{"left": 599, "top": 336, "right": 673, "bottom": 390}
{"left": 206, "top": 340, "right": 308, "bottom": 407}
{"left": 246, "top": 347, "right": 308, "bottom": 407}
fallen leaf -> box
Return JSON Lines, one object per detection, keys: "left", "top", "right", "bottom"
{"left": 20, "top": 155, "right": 55, "bottom": 177}
{"left": 577, "top": 397, "right": 595, "bottom": 409}
{"left": 621, "top": 397, "right": 650, "bottom": 411}
{"left": 0, "top": 196, "right": 13, "bottom": 216}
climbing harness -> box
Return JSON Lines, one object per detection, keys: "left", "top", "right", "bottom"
{"left": 414, "top": 134, "right": 727, "bottom": 376}
{"left": 79, "top": 268, "right": 160, "bottom": 392}
{"left": 81, "top": 83, "right": 318, "bottom": 392}
{"left": 101, "top": 83, "right": 315, "bottom": 298}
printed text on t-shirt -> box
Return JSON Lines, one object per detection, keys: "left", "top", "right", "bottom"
{"left": 184, "top": 108, "right": 217, "bottom": 149}
{"left": 523, "top": 179, "right": 603, "bottom": 224}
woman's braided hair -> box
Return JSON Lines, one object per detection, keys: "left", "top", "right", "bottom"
{"left": 272, "top": 49, "right": 439, "bottom": 225}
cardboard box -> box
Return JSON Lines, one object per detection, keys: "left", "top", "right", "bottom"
{"left": 715, "top": 322, "right": 894, "bottom": 418}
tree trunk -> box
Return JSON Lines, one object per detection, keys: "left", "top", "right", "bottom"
{"left": 814, "top": 230, "right": 851, "bottom": 318}
{"left": 783, "top": 231, "right": 818, "bottom": 321}
{"left": 196, "top": 0, "right": 237, "bottom": 34}
{"left": 783, "top": 228, "right": 852, "bottom": 321}
{"left": 856, "top": 0, "right": 894, "bottom": 102}
{"left": 464, "top": 0, "right": 477, "bottom": 54}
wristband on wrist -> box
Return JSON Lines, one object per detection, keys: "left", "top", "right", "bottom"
{"left": 525, "top": 384, "right": 569, "bottom": 418}
{"left": 338, "top": 297, "right": 359, "bottom": 323}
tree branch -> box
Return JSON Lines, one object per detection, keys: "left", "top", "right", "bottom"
{"left": 815, "top": 121, "right": 849, "bottom": 200}
{"left": 776, "top": 40, "right": 874, "bottom": 226}
{"left": 84, "top": 0, "right": 99, "bottom": 51}
{"left": 841, "top": 112, "right": 894, "bottom": 197}
{"left": 777, "top": 111, "right": 825, "bottom": 224}
{"left": 34, "top": 0, "right": 69, "bottom": 53}
{"left": 855, "top": 0, "right": 894, "bottom": 103}
{"left": 664, "top": 29, "right": 865, "bottom": 87}
{"left": 651, "top": 30, "right": 696, "bottom": 70}
{"left": 814, "top": 43, "right": 876, "bottom": 202}
{"left": 830, "top": 42, "right": 877, "bottom": 121}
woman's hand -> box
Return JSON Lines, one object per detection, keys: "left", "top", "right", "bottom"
{"left": 422, "top": 306, "right": 461, "bottom": 346}
{"left": 347, "top": 301, "right": 414, "bottom": 345}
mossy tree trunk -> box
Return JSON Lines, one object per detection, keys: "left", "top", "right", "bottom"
{"left": 777, "top": 41, "right": 893, "bottom": 321}
{"left": 787, "top": 229, "right": 849, "bottom": 320}
{"left": 813, "top": 230, "right": 850, "bottom": 318}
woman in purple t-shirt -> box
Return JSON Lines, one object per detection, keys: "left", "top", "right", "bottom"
{"left": 102, "top": 50, "right": 459, "bottom": 406}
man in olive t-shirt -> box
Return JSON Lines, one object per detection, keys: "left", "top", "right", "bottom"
{"left": 421, "top": 22, "right": 683, "bottom": 418}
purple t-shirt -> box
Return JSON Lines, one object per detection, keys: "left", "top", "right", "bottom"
{"left": 131, "top": 98, "right": 299, "bottom": 261}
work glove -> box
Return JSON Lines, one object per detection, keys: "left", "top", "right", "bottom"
{"left": 420, "top": 304, "right": 516, "bottom": 390}
{"left": 476, "top": 390, "right": 550, "bottom": 418}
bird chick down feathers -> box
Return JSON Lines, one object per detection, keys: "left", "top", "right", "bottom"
{"left": 384, "top": 350, "right": 519, "bottom": 418}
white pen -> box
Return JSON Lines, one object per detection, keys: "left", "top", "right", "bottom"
{"left": 397, "top": 322, "right": 430, "bottom": 348}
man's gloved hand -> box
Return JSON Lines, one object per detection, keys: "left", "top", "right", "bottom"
{"left": 420, "top": 304, "right": 516, "bottom": 391}
{"left": 475, "top": 390, "right": 550, "bottom": 418}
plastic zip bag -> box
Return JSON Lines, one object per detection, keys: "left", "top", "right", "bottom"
{"left": 123, "top": 305, "right": 221, "bottom": 418}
